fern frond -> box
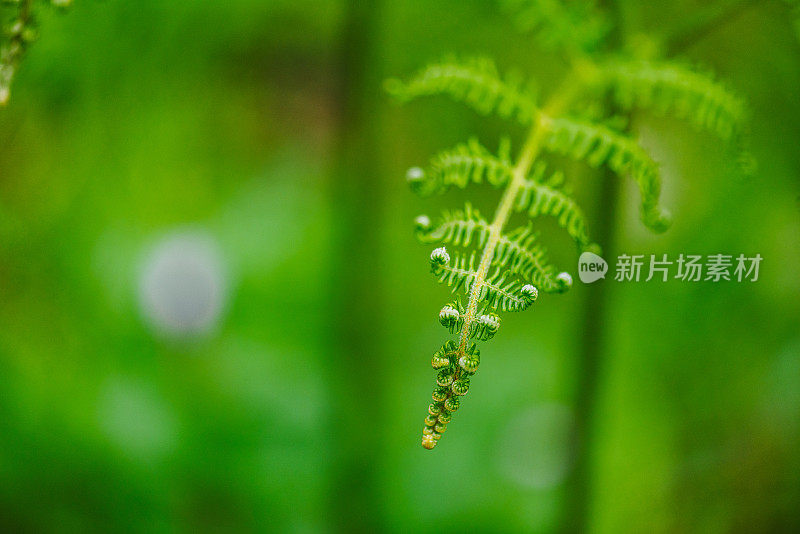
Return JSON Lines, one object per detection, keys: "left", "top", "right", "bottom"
{"left": 438, "top": 299, "right": 502, "bottom": 341}
{"left": 385, "top": 57, "right": 538, "bottom": 125}
{"left": 415, "top": 203, "right": 491, "bottom": 246}
{"left": 429, "top": 247, "right": 538, "bottom": 312}
{"left": 494, "top": 224, "right": 573, "bottom": 293}
{"left": 595, "top": 59, "right": 748, "bottom": 142}
{"left": 417, "top": 205, "right": 572, "bottom": 293}
{"left": 422, "top": 340, "right": 480, "bottom": 449}
{"left": 406, "top": 138, "right": 513, "bottom": 196}
{"left": 543, "top": 116, "right": 671, "bottom": 232}
{"left": 502, "top": 0, "right": 610, "bottom": 53}
{"left": 514, "top": 161, "right": 592, "bottom": 249}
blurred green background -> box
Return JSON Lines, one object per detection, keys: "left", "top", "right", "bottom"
{"left": 1, "top": 0, "right": 799, "bottom": 532}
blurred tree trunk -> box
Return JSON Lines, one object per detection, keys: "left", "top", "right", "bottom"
{"left": 560, "top": 1, "right": 626, "bottom": 532}
{"left": 325, "top": 0, "right": 385, "bottom": 532}
{"left": 560, "top": 1, "right": 754, "bottom": 530}
{"left": 560, "top": 168, "right": 620, "bottom": 533}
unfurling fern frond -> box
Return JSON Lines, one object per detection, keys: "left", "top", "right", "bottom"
{"left": 406, "top": 138, "right": 513, "bottom": 196}
{"left": 594, "top": 59, "right": 748, "bottom": 142}
{"left": 416, "top": 204, "right": 572, "bottom": 293}
{"left": 438, "top": 299, "right": 502, "bottom": 341}
{"left": 429, "top": 247, "right": 538, "bottom": 312}
{"left": 391, "top": 2, "right": 752, "bottom": 451}
{"left": 501, "top": 0, "right": 609, "bottom": 53}
{"left": 385, "top": 57, "right": 539, "bottom": 125}
{"left": 415, "top": 204, "right": 492, "bottom": 248}
{"left": 409, "top": 139, "right": 593, "bottom": 248}
{"left": 421, "top": 340, "right": 480, "bottom": 449}
{"left": 543, "top": 116, "right": 672, "bottom": 232}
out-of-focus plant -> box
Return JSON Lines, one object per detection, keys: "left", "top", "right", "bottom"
{"left": 386, "top": 0, "right": 752, "bottom": 450}
{"left": 784, "top": 0, "right": 800, "bottom": 38}
{"left": 0, "top": 0, "right": 71, "bottom": 105}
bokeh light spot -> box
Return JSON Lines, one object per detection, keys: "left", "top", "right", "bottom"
{"left": 137, "top": 229, "right": 229, "bottom": 339}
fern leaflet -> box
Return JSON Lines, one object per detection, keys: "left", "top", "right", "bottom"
{"left": 514, "top": 161, "right": 592, "bottom": 249}
{"left": 595, "top": 59, "right": 748, "bottom": 141}
{"left": 429, "top": 247, "right": 538, "bottom": 312}
{"left": 543, "top": 116, "right": 672, "bottom": 232}
{"left": 416, "top": 204, "right": 572, "bottom": 293}
{"left": 406, "top": 138, "right": 513, "bottom": 196}
{"left": 385, "top": 56, "right": 538, "bottom": 125}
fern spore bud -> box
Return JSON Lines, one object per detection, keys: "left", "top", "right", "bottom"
{"left": 436, "top": 367, "right": 456, "bottom": 387}
{"left": 432, "top": 386, "right": 449, "bottom": 402}
{"left": 520, "top": 284, "right": 539, "bottom": 307}
{"left": 431, "top": 350, "right": 450, "bottom": 369}
{"left": 475, "top": 313, "right": 501, "bottom": 340}
{"left": 555, "top": 272, "right": 573, "bottom": 292}
{"left": 430, "top": 246, "right": 450, "bottom": 268}
{"left": 444, "top": 397, "right": 460, "bottom": 412}
{"left": 451, "top": 376, "right": 471, "bottom": 396}
{"left": 439, "top": 304, "right": 461, "bottom": 332}
{"left": 414, "top": 215, "right": 431, "bottom": 234}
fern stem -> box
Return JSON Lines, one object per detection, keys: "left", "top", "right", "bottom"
{"left": 456, "top": 120, "right": 544, "bottom": 351}
{"left": 456, "top": 78, "right": 580, "bottom": 355}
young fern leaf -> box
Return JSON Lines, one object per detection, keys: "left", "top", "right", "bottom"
{"left": 543, "top": 116, "right": 672, "bottom": 232}
{"left": 514, "top": 161, "right": 592, "bottom": 249}
{"left": 429, "top": 247, "right": 538, "bottom": 312}
{"left": 385, "top": 56, "right": 538, "bottom": 125}
{"left": 585, "top": 59, "right": 756, "bottom": 174}
{"left": 406, "top": 138, "right": 513, "bottom": 196}
{"left": 494, "top": 224, "right": 573, "bottom": 293}
{"left": 594, "top": 59, "right": 748, "bottom": 142}
{"left": 416, "top": 204, "right": 572, "bottom": 293}
{"left": 439, "top": 299, "right": 500, "bottom": 342}
{"left": 409, "top": 138, "right": 593, "bottom": 249}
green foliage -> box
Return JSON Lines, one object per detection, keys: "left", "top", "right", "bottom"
{"left": 389, "top": 3, "right": 750, "bottom": 450}
{"left": 429, "top": 246, "right": 540, "bottom": 312}
{"left": 416, "top": 204, "right": 572, "bottom": 293}
{"left": 385, "top": 56, "right": 538, "bottom": 125}
{"left": 591, "top": 59, "right": 748, "bottom": 142}
{"left": 585, "top": 57, "right": 756, "bottom": 174}
{"left": 514, "top": 161, "right": 592, "bottom": 249}
{"left": 0, "top": 0, "right": 71, "bottom": 105}
{"left": 542, "top": 115, "right": 672, "bottom": 232}
{"left": 406, "top": 137, "right": 513, "bottom": 196}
